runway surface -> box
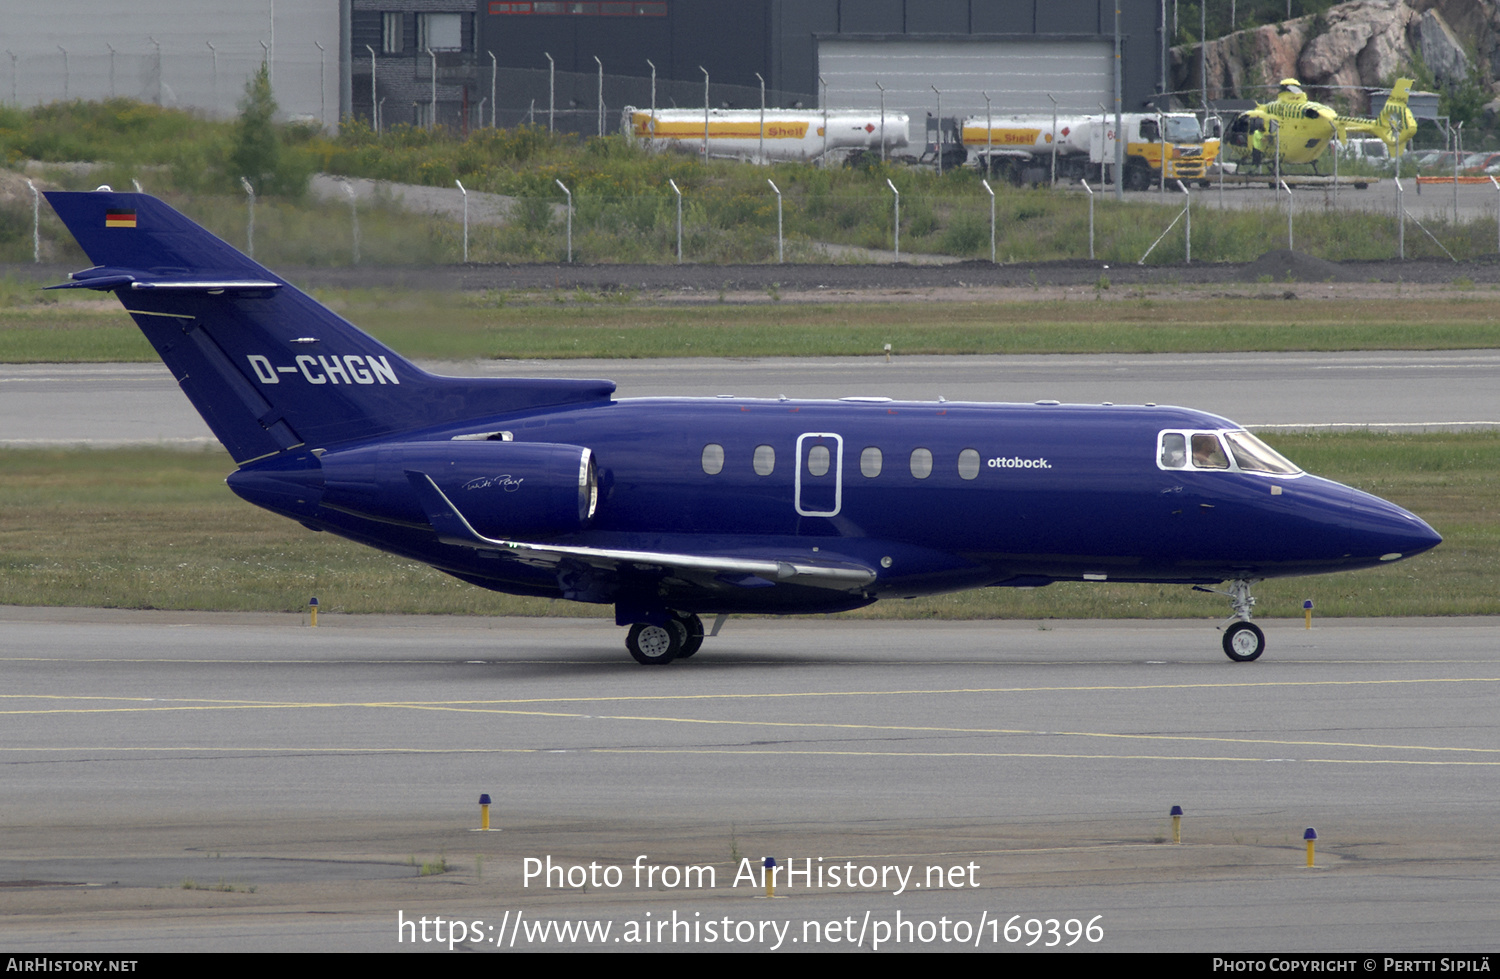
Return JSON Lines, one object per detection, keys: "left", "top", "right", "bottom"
{"left": 4, "top": 348, "right": 1498, "bottom": 449}
{"left": 2, "top": 609, "right": 1496, "bottom": 952}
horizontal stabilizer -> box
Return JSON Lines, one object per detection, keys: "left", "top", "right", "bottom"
{"left": 48, "top": 267, "right": 281, "bottom": 293}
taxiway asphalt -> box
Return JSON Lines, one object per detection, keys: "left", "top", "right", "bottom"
{"left": 3, "top": 349, "right": 1498, "bottom": 449}
{"left": 2, "top": 609, "right": 1496, "bottom": 952}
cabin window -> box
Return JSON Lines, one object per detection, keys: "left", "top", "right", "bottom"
{"left": 701, "top": 443, "right": 724, "bottom": 474}
{"left": 860, "top": 446, "right": 882, "bottom": 477}
{"left": 753, "top": 444, "right": 775, "bottom": 475}
{"left": 909, "top": 447, "right": 932, "bottom": 479}
{"left": 1160, "top": 432, "right": 1187, "bottom": 469}
{"left": 806, "top": 444, "right": 830, "bottom": 476}
{"left": 957, "top": 448, "right": 980, "bottom": 480}
{"left": 1191, "top": 433, "right": 1229, "bottom": 469}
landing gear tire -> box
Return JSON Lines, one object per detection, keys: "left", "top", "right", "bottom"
{"left": 627, "top": 622, "right": 680, "bottom": 665}
{"left": 671, "top": 612, "right": 705, "bottom": 658}
{"left": 1222, "top": 621, "right": 1265, "bottom": 662}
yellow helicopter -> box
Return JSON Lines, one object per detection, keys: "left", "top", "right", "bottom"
{"left": 1225, "top": 78, "right": 1417, "bottom": 172}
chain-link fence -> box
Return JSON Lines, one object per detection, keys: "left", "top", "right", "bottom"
{"left": 10, "top": 165, "right": 1500, "bottom": 270}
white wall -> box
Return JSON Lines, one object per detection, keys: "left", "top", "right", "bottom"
{"left": 0, "top": 0, "right": 341, "bottom": 123}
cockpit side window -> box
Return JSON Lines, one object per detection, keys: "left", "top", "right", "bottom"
{"left": 1191, "top": 434, "right": 1230, "bottom": 469}
{"left": 1159, "top": 432, "right": 1187, "bottom": 469}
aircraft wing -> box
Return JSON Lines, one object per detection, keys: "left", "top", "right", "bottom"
{"left": 406, "top": 472, "right": 877, "bottom": 590}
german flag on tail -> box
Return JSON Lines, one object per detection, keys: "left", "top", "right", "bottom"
{"left": 104, "top": 210, "right": 136, "bottom": 228}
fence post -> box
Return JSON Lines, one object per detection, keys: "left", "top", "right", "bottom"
{"left": 1281, "top": 179, "right": 1293, "bottom": 251}
{"left": 555, "top": 178, "right": 572, "bottom": 263}
{"left": 239, "top": 176, "right": 255, "bottom": 258}
{"left": 755, "top": 72, "right": 766, "bottom": 165}
{"left": 456, "top": 179, "right": 468, "bottom": 262}
{"left": 1396, "top": 176, "right": 1405, "bottom": 260}
{"left": 1490, "top": 175, "right": 1499, "bottom": 257}
{"left": 545, "top": 52, "right": 554, "bottom": 133}
{"left": 981, "top": 178, "right": 995, "bottom": 263}
{"left": 366, "top": 45, "right": 377, "bottom": 132}
{"left": 668, "top": 178, "right": 682, "bottom": 263}
{"left": 342, "top": 181, "right": 359, "bottom": 265}
{"left": 1047, "top": 93, "right": 1058, "bottom": 186}
{"left": 701, "top": 66, "right": 710, "bottom": 160}
{"left": 932, "top": 85, "right": 943, "bottom": 177}
{"left": 595, "top": 56, "right": 604, "bottom": 137}
{"left": 25, "top": 179, "right": 39, "bottom": 262}
{"left": 886, "top": 179, "right": 900, "bottom": 260}
{"left": 1179, "top": 179, "right": 1190, "bottom": 263}
{"left": 767, "top": 179, "right": 783, "bottom": 263}
{"left": 1082, "top": 179, "right": 1095, "bottom": 260}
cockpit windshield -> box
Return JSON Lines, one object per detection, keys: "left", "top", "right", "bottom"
{"left": 1223, "top": 430, "right": 1301, "bottom": 474}
{"left": 1164, "top": 116, "right": 1203, "bottom": 144}
{"left": 1158, "top": 429, "right": 1302, "bottom": 475}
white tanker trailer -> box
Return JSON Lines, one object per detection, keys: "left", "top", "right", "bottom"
{"left": 623, "top": 106, "right": 910, "bottom": 164}
{"left": 961, "top": 112, "right": 1219, "bottom": 189}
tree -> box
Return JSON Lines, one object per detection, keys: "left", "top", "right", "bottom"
{"left": 230, "top": 62, "right": 284, "bottom": 195}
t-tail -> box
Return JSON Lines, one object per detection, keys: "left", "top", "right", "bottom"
{"left": 46, "top": 189, "right": 613, "bottom": 465}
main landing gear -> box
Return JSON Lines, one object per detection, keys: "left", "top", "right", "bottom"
{"left": 1194, "top": 578, "right": 1266, "bottom": 662}
{"left": 624, "top": 611, "right": 706, "bottom": 666}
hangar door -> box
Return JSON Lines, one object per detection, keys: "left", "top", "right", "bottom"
{"left": 818, "top": 39, "right": 1113, "bottom": 141}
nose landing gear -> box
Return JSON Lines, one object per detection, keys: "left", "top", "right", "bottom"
{"left": 1194, "top": 578, "right": 1266, "bottom": 662}
{"left": 1222, "top": 620, "right": 1266, "bottom": 662}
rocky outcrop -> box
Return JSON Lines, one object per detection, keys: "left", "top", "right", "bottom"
{"left": 1172, "top": 0, "right": 1497, "bottom": 114}
{"left": 1418, "top": 8, "right": 1472, "bottom": 83}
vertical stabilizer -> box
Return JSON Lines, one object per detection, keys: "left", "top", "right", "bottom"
{"left": 1376, "top": 78, "right": 1417, "bottom": 154}
{"left": 46, "top": 191, "right": 614, "bottom": 464}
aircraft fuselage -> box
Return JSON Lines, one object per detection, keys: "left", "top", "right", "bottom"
{"left": 228, "top": 397, "right": 1439, "bottom": 617}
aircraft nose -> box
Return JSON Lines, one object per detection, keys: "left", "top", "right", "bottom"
{"left": 1345, "top": 486, "right": 1442, "bottom": 564}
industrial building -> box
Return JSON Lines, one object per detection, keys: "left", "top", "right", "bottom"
{"left": 4, "top": 1, "right": 1169, "bottom": 140}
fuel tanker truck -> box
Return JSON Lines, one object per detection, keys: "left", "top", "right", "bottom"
{"left": 623, "top": 106, "right": 910, "bottom": 164}
{"left": 961, "top": 112, "right": 1219, "bottom": 189}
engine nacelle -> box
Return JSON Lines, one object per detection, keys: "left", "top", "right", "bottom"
{"left": 320, "top": 440, "right": 598, "bottom": 540}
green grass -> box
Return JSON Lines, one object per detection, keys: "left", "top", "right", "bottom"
{"left": 0, "top": 432, "right": 1490, "bottom": 619}
{"left": 7, "top": 285, "right": 1500, "bottom": 363}
{"left": 383, "top": 294, "right": 1500, "bottom": 361}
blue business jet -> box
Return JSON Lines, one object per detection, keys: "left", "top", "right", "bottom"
{"left": 46, "top": 190, "right": 1441, "bottom": 665}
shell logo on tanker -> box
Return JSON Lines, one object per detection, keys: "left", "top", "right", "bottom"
{"left": 997, "top": 129, "right": 1042, "bottom": 145}
{"left": 766, "top": 123, "right": 809, "bottom": 138}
